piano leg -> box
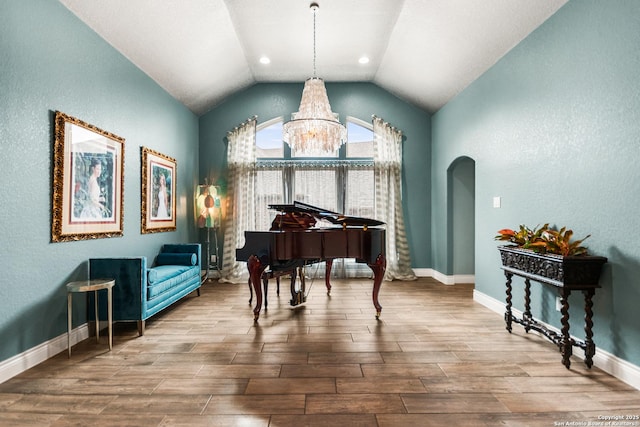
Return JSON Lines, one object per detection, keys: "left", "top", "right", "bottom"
{"left": 247, "top": 255, "right": 267, "bottom": 321}
{"left": 263, "top": 273, "right": 269, "bottom": 310}
{"left": 325, "top": 259, "right": 333, "bottom": 294}
{"left": 368, "top": 254, "right": 386, "bottom": 319}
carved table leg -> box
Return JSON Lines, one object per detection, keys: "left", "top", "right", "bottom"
{"left": 583, "top": 289, "right": 596, "bottom": 369}
{"left": 247, "top": 277, "right": 253, "bottom": 305}
{"left": 325, "top": 258, "right": 333, "bottom": 294}
{"left": 505, "top": 272, "right": 513, "bottom": 333}
{"left": 368, "top": 254, "right": 386, "bottom": 319}
{"left": 560, "top": 288, "right": 572, "bottom": 369}
{"left": 247, "top": 255, "right": 267, "bottom": 321}
{"left": 524, "top": 278, "right": 532, "bottom": 332}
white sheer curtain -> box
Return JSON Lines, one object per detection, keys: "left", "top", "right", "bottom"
{"left": 373, "top": 116, "right": 416, "bottom": 281}
{"left": 219, "top": 117, "right": 257, "bottom": 284}
{"left": 293, "top": 168, "right": 337, "bottom": 210}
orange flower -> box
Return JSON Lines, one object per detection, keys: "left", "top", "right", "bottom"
{"left": 496, "top": 229, "right": 515, "bottom": 236}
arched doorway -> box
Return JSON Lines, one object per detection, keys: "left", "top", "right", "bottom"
{"left": 447, "top": 156, "right": 476, "bottom": 283}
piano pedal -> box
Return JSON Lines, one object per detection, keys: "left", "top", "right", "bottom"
{"left": 290, "top": 290, "right": 306, "bottom": 307}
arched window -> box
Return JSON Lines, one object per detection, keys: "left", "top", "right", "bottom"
{"left": 254, "top": 116, "right": 374, "bottom": 233}
{"left": 255, "top": 117, "right": 284, "bottom": 158}
{"left": 344, "top": 118, "right": 374, "bottom": 220}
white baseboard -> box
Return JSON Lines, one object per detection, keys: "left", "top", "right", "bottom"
{"left": 453, "top": 274, "right": 475, "bottom": 284}
{"left": 431, "top": 270, "right": 455, "bottom": 285}
{"left": 412, "top": 268, "right": 434, "bottom": 278}
{"left": 0, "top": 324, "right": 89, "bottom": 384}
{"left": 413, "top": 268, "right": 474, "bottom": 286}
{"left": 473, "top": 289, "right": 640, "bottom": 391}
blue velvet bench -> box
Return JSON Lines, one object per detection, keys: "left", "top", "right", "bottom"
{"left": 89, "top": 243, "right": 201, "bottom": 336}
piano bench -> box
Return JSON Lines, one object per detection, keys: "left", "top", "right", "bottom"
{"left": 247, "top": 267, "right": 304, "bottom": 310}
{"left": 248, "top": 268, "right": 301, "bottom": 308}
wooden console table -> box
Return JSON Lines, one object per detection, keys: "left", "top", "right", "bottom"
{"left": 498, "top": 246, "right": 607, "bottom": 369}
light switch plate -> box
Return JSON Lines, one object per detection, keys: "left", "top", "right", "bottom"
{"left": 493, "top": 196, "right": 501, "bottom": 208}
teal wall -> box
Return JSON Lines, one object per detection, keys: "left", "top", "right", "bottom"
{"left": 432, "top": 0, "right": 640, "bottom": 365}
{"left": 199, "top": 82, "right": 432, "bottom": 270}
{"left": 0, "top": 1, "right": 199, "bottom": 362}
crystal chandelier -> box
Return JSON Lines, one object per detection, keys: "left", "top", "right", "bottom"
{"left": 283, "top": 2, "right": 347, "bottom": 155}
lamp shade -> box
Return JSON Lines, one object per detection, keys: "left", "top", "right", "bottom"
{"left": 195, "top": 184, "right": 221, "bottom": 228}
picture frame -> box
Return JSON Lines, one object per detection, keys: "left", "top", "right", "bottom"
{"left": 52, "top": 111, "right": 125, "bottom": 242}
{"left": 141, "top": 147, "right": 176, "bottom": 233}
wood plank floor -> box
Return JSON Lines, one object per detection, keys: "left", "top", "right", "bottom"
{"left": 1, "top": 277, "right": 639, "bottom": 426}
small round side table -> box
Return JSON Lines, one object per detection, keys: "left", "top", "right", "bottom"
{"left": 66, "top": 278, "right": 115, "bottom": 357}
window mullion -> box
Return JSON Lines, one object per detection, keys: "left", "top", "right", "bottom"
{"left": 337, "top": 164, "right": 346, "bottom": 214}
{"left": 283, "top": 165, "right": 293, "bottom": 204}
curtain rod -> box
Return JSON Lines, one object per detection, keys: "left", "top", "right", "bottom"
{"left": 227, "top": 115, "right": 257, "bottom": 135}
{"left": 371, "top": 115, "right": 399, "bottom": 132}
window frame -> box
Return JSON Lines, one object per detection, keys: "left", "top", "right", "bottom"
{"left": 255, "top": 116, "right": 374, "bottom": 219}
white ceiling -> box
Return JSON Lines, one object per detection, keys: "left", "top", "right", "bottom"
{"left": 59, "top": 0, "right": 567, "bottom": 116}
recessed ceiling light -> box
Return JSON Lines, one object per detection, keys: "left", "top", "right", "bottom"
{"left": 259, "top": 56, "right": 271, "bottom": 65}
{"left": 358, "top": 56, "right": 370, "bottom": 64}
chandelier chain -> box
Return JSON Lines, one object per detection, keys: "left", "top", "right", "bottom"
{"left": 282, "top": 2, "right": 347, "bottom": 155}
{"left": 313, "top": 7, "right": 317, "bottom": 77}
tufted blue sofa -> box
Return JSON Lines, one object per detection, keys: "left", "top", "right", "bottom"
{"left": 89, "top": 243, "right": 201, "bottom": 335}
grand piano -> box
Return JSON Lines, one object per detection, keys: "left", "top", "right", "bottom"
{"left": 236, "top": 201, "right": 386, "bottom": 321}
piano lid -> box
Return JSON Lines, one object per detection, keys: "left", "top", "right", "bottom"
{"left": 269, "top": 201, "right": 385, "bottom": 227}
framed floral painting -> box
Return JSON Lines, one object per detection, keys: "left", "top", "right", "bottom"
{"left": 141, "top": 147, "right": 176, "bottom": 233}
{"left": 52, "top": 111, "right": 125, "bottom": 242}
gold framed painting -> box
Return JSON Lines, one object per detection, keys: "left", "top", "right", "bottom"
{"left": 52, "top": 111, "right": 125, "bottom": 242}
{"left": 141, "top": 147, "right": 176, "bottom": 233}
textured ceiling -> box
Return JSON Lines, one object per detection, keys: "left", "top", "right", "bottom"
{"left": 59, "top": 0, "right": 567, "bottom": 116}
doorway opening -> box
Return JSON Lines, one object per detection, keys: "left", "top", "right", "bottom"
{"left": 447, "top": 156, "right": 476, "bottom": 284}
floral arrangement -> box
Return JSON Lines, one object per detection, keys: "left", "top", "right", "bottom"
{"left": 495, "top": 223, "right": 590, "bottom": 256}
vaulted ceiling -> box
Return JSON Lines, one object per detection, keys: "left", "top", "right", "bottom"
{"left": 59, "top": 0, "right": 567, "bottom": 116}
